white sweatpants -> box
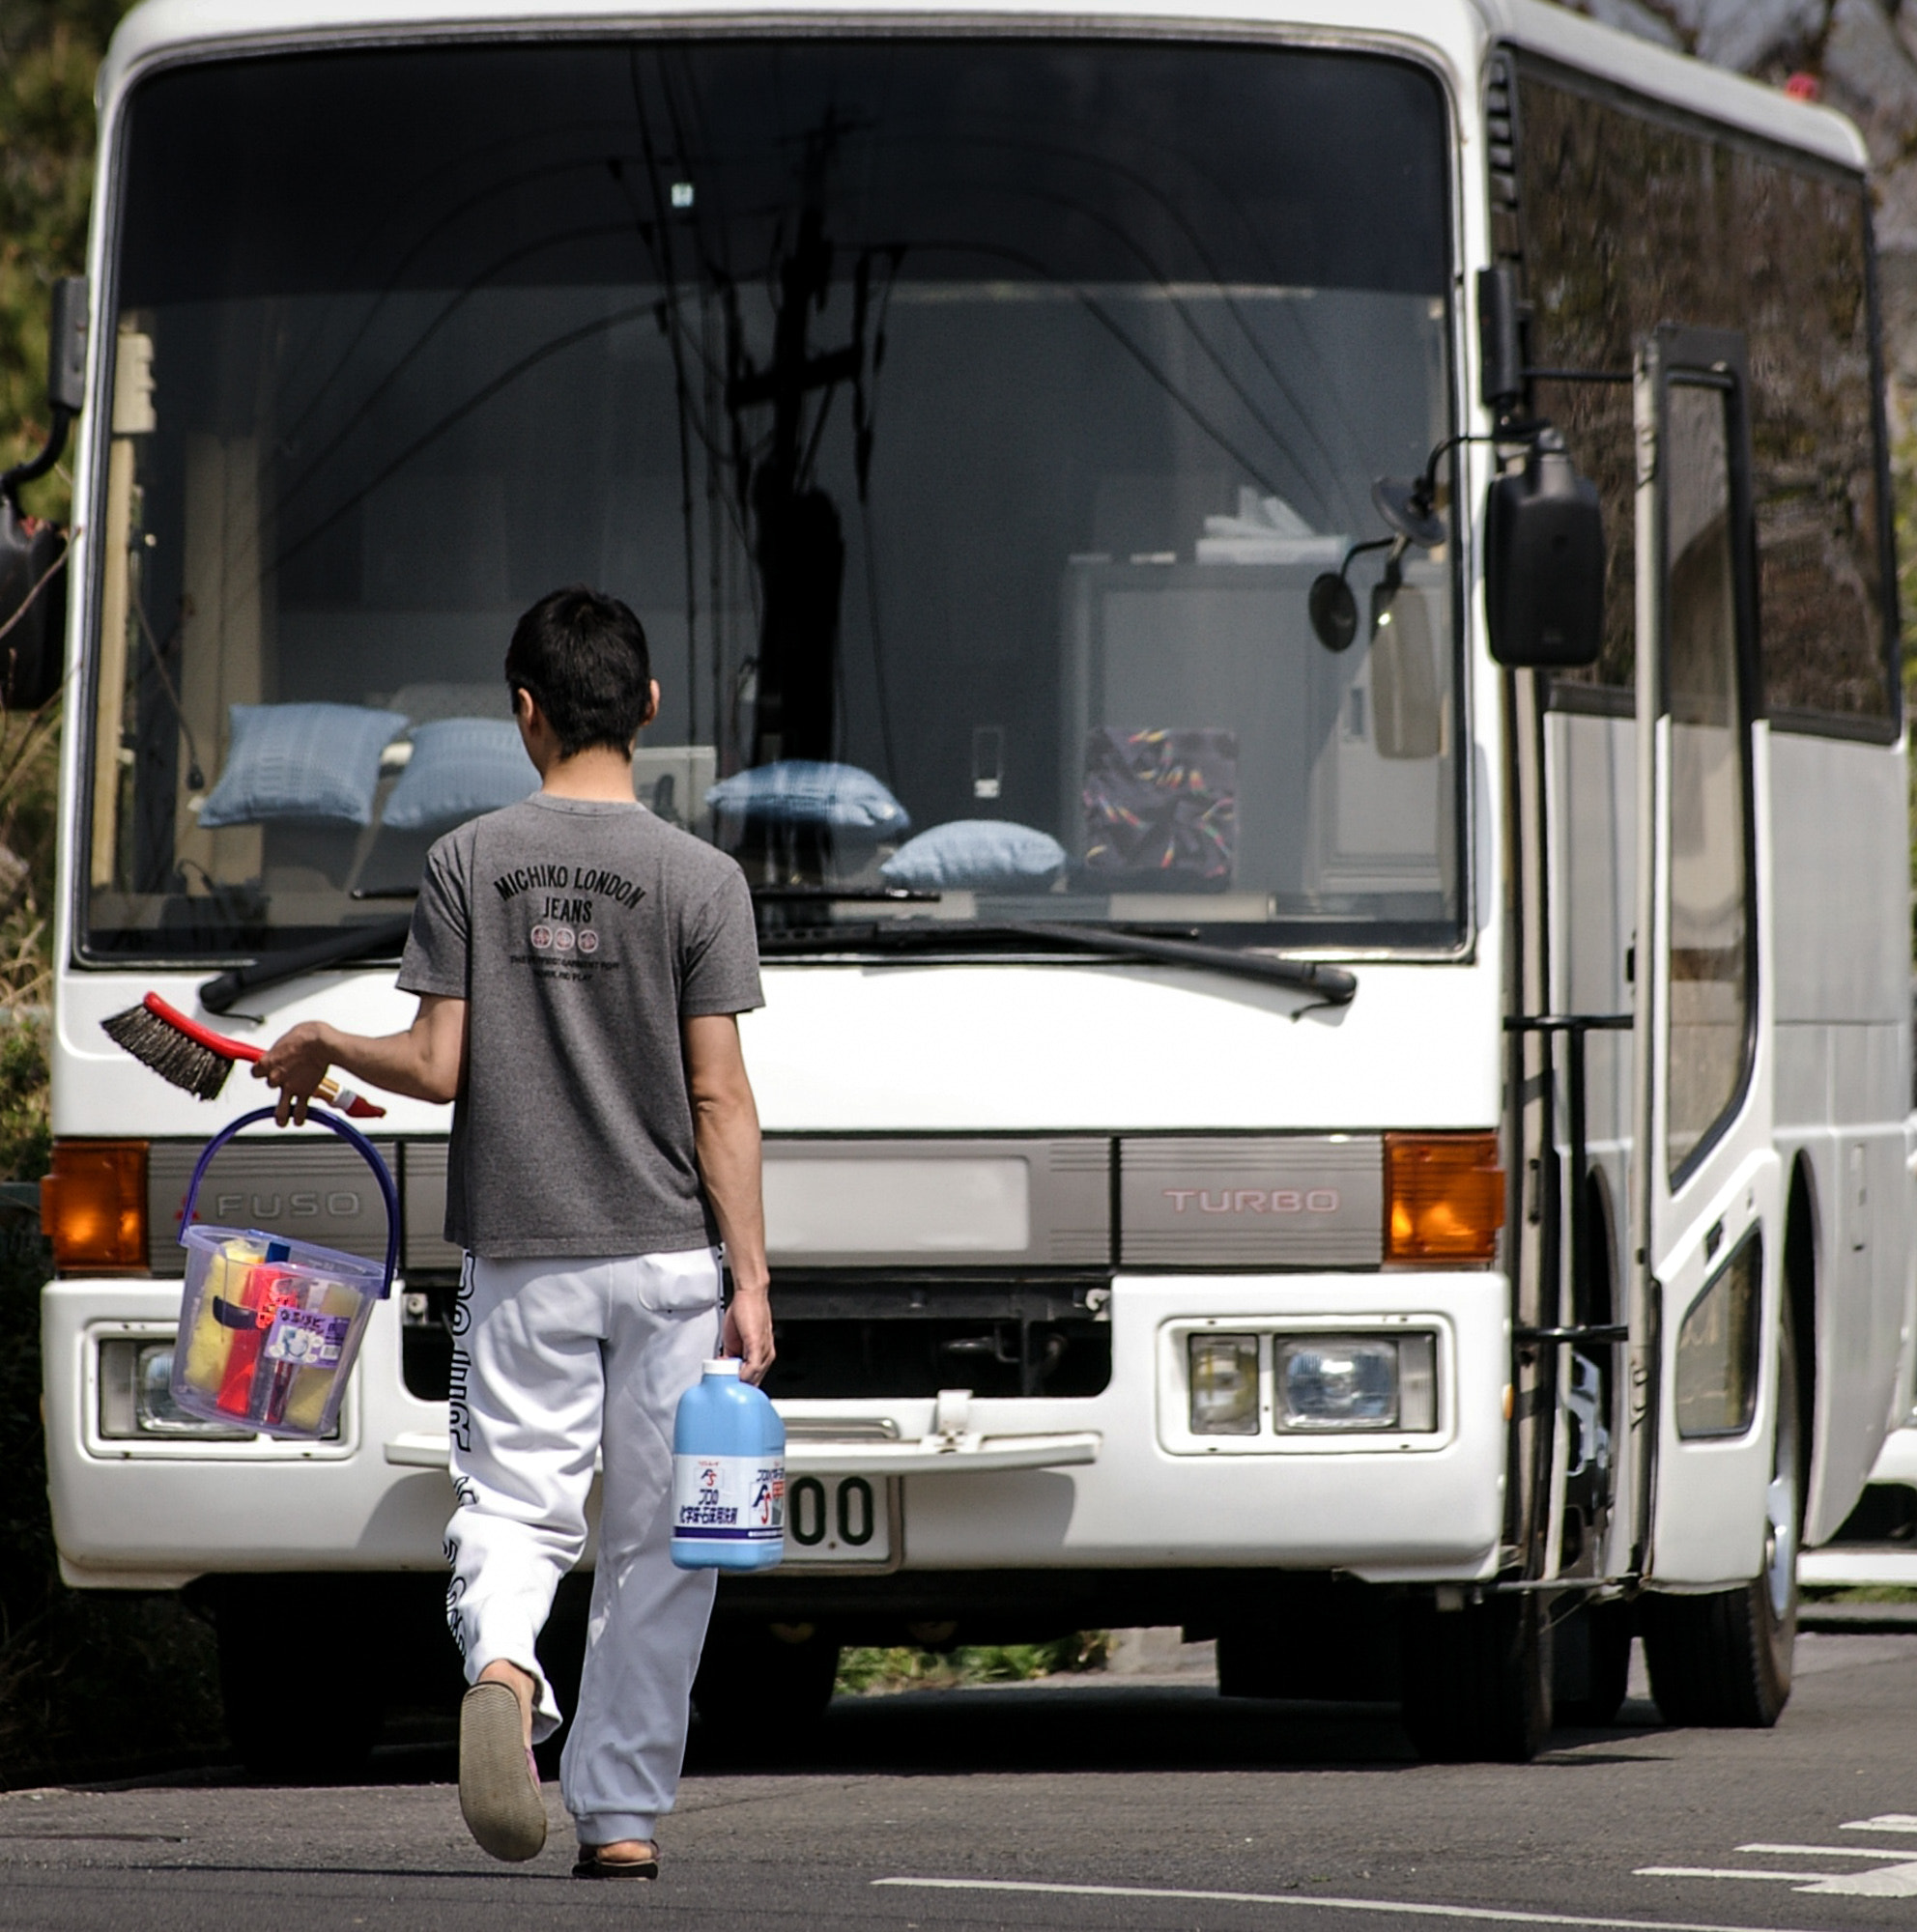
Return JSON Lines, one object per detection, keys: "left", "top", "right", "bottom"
{"left": 444, "top": 1247, "right": 722, "bottom": 1847}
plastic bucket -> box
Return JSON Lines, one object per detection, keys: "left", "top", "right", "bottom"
{"left": 168, "top": 1105, "right": 398, "bottom": 1439}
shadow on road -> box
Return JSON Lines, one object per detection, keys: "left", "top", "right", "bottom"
{"left": 74, "top": 1678, "right": 1677, "bottom": 1796}
{"left": 692, "top": 1681, "right": 1423, "bottom": 1775}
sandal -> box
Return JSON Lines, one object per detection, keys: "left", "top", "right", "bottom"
{"left": 458, "top": 1681, "right": 548, "bottom": 1862}
{"left": 573, "top": 1843, "right": 660, "bottom": 1881}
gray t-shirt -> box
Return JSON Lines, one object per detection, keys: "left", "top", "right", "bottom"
{"left": 397, "top": 795, "right": 763, "bottom": 1259}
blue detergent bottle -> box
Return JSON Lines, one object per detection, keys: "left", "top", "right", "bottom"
{"left": 670, "top": 1359, "right": 787, "bottom": 1570}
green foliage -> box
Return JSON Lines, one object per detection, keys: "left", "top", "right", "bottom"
{"left": 0, "top": 2, "right": 131, "bottom": 524}
{"left": 836, "top": 1633, "right": 1109, "bottom": 1696}
{"left": 0, "top": 1019, "right": 49, "bottom": 1181}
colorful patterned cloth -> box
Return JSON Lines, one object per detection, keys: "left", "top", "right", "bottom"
{"left": 1081, "top": 727, "right": 1238, "bottom": 889}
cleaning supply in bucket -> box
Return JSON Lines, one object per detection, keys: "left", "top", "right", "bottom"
{"left": 176, "top": 1232, "right": 265, "bottom": 1401}
{"left": 670, "top": 1359, "right": 786, "bottom": 1570}
{"left": 168, "top": 1104, "right": 398, "bottom": 1439}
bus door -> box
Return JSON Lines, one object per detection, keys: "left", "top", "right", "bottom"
{"left": 1629, "top": 325, "right": 1785, "bottom": 1586}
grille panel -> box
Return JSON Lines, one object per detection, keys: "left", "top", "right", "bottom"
{"left": 1120, "top": 1135, "right": 1383, "bottom": 1266}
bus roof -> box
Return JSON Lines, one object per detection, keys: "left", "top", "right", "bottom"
{"left": 1483, "top": 0, "right": 1866, "bottom": 171}
{"left": 101, "top": 0, "right": 1865, "bottom": 176}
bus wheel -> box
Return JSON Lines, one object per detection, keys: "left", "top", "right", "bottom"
{"left": 1401, "top": 1592, "right": 1553, "bottom": 1762}
{"left": 1641, "top": 1315, "right": 1799, "bottom": 1728}
{"left": 693, "top": 1621, "right": 840, "bottom": 1749}
{"left": 214, "top": 1578, "right": 385, "bottom": 1779}
{"left": 1553, "top": 1600, "right": 1633, "bottom": 1727}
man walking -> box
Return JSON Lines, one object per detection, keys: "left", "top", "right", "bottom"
{"left": 256, "top": 584, "right": 771, "bottom": 1879}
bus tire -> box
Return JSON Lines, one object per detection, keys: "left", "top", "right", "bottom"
{"left": 1552, "top": 1600, "right": 1633, "bottom": 1727}
{"left": 1641, "top": 1316, "right": 1799, "bottom": 1728}
{"left": 693, "top": 1621, "right": 840, "bottom": 1747}
{"left": 1401, "top": 1592, "right": 1553, "bottom": 1762}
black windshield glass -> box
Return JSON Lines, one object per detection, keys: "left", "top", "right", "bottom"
{"left": 88, "top": 39, "right": 1458, "bottom": 960}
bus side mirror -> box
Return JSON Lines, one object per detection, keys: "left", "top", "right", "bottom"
{"left": 1485, "top": 429, "right": 1605, "bottom": 668}
{"left": 45, "top": 275, "right": 88, "bottom": 414}
{"left": 0, "top": 275, "right": 88, "bottom": 711}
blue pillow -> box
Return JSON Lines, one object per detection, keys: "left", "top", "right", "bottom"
{"left": 198, "top": 702, "right": 409, "bottom": 829}
{"left": 381, "top": 718, "right": 540, "bottom": 832}
{"left": 705, "top": 759, "right": 910, "bottom": 835}
{"left": 881, "top": 820, "right": 1066, "bottom": 892}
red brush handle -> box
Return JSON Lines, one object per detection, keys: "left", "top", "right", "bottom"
{"left": 143, "top": 992, "right": 260, "bottom": 1063}
{"left": 141, "top": 993, "right": 386, "bottom": 1119}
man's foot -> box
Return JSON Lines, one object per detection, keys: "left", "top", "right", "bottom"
{"left": 573, "top": 1840, "right": 660, "bottom": 1880}
{"left": 458, "top": 1679, "right": 547, "bottom": 1862}
{"left": 476, "top": 1659, "right": 537, "bottom": 1746}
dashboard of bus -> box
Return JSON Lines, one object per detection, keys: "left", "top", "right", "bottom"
{"left": 78, "top": 35, "right": 1463, "bottom": 967}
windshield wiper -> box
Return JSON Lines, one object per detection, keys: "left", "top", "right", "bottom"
{"left": 753, "top": 885, "right": 940, "bottom": 904}
{"left": 198, "top": 914, "right": 414, "bottom": 1016}
{"left": 758, "top": 917, "right": 1358, "bottom": 1005}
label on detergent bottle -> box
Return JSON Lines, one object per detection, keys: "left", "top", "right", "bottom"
{"left": 261, "top": 1307, "right": 352, "bottom": 1368}
{"left": 672, "top": 1453, "right": 786, "bottom": 1547}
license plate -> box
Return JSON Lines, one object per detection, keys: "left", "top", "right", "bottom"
{"left": 784, "top": 1473, "right": 894, "bottom": 1564}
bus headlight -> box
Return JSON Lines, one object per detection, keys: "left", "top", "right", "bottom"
{"left": 1277, "top": 1333, "right": 1438, "bottom": 1433}
{"left": 1187, "top": 1333, "right": 1260, "bottom": 1435}
{"left": 98, "top": 1337, "right": 249, "bottom": 1440}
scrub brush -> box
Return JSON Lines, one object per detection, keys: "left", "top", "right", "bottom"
{"left": 101, "top": 992, "right": 386, "bottom": 1117}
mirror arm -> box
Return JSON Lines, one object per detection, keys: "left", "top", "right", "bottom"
{"left": 1519, "top": 366, "right": 1631, "bottom": 387}
{"left": 1332, "top": 532, "right": 1396, "bottom": 586}
{"left": 1389, "top": 415, "right": 1594, "bottom": 545}
{"left": 1401, "top": 428, "right": 1509, "bottom": 529}
{"left": 0, "top": 405, "right": 72, "bottom": 515}
{"left": 1320, "top": 416, "right": 1547, "bottom": 652}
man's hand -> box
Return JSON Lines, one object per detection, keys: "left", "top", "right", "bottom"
{"left": 723, "top": 1282, "right": 775, "bottom": 1385}
{"left": 253, "top": 1021, "right": 335, "bottom": 1126}
{"left": 251, "top": 994, "right": 468, "bottom": 1127}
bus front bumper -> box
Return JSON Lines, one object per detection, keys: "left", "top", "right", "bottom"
{"left": 43, "top": 1270, "right": 1508, "bottom": 1589}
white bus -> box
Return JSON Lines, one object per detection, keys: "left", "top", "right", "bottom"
{"left": 21, "top": 0, "right": 1912, "bottom": 1770}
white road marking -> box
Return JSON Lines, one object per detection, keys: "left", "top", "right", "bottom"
{"left": 1795, "top": 1865, "right": 1917, "bottom": 1898}
{"left": 1634, "top": 1855, "right": 1917, "bottom": 1899}
{"left": 1626, "top": 1804, "right": 1917, "bottom": 1897}
{"left": 1723, "top": 1836, "right": 1917, "bottom": 1894}
{"left": 1734, "top": 1842, "right": 1917, "bottom": 1859}
{"left": 873, "top": 1876, "right": 1854, "bottom": 1932}
{"left": 1634, "top": 1871, "right": 1839, "bottom": 1886}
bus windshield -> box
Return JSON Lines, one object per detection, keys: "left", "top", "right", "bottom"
{"left": 85, "top": 38, "right": 1459, "bottom": 963}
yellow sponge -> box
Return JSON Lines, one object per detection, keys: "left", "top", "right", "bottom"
{"left": 177, "top": 1236, "right": 266, "bottom": 1397}
{"left": 280, "top": 1278, "right": 366, "bottom": 1434}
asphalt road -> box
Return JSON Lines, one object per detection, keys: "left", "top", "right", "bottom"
{"left": 6, "top": 1634, "right": 1917, "bottom": 1932}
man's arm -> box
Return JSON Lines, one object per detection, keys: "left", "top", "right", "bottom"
{"left": 683, "top": 1011, "right": 773, "bottom": 1384}
{"left": 254, "top": 994, "right": 469, "bottom": 1125}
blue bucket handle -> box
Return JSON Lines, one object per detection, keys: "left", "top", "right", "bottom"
{"left": 179, "top": 1104, "right": 399, "bottom": 1300}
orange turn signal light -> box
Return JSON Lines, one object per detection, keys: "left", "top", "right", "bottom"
{"left": 42, "top": 1140, "right": 148, "bottom": 1273}
{"left": 1385, "top": 1132, "right": 1504, "bottom": 1264}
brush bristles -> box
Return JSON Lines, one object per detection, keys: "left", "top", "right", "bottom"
{"left": 101, "top": 1004, "right": 234, "bottom": 1101}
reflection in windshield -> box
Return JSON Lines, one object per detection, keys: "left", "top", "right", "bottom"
{"left": 88, "top": 39, "right": 1458, "bottom": 960}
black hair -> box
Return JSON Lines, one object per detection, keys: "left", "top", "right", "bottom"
{"left": 503, "top": 585, "right": 654, "bottom": 758}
